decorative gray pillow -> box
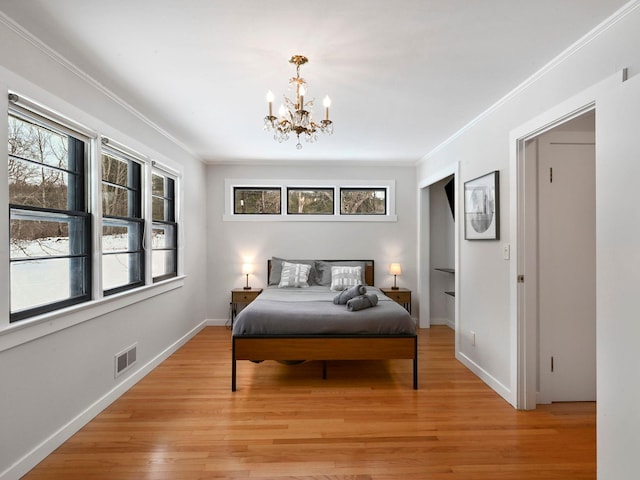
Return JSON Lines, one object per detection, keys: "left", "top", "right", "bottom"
{"left": 316, "top": 260, "right": 366, "bottom": 286}
{"left": 270, "top": 257, "right": 317, "bottom": 285}
{"left": 278, "top": 262, "right": 312, "bottom": 288}
{"left": 329, "top": 265, "right": 363, "bottom": 291}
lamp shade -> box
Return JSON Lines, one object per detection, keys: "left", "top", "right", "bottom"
{"left": 389, "top": 263, "right": 402, "bottom": 275}
{"left": 242, "top": 263, "right": 254, "bottom": 275}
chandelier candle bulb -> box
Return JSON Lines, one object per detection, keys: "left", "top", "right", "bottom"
{"left": 323, "top": 95, "right": 331, "bottom": 121}
{"left": 299, "top": 85, "right": 305, "bottom": 110}
{"left": 266, "top": 90, "right": 274, "bottom": 116}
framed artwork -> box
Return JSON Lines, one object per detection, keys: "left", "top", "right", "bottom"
{"left": 464, "top": 171, "right": 500, "bottom": 240}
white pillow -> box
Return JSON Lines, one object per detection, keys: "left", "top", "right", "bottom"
{"left": 330, "top": 265, "right": 363, "bottom": 291}
{"left": 278, "top": 262, "right": 311, "bottom": 288}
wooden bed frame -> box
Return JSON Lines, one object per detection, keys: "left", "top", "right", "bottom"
{"left": 231, "top": 260, "right": 418, "bottom": 391}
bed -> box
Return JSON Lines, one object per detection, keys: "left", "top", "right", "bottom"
{"left": 231, "top": 259, "right": 418, "bottom": 390}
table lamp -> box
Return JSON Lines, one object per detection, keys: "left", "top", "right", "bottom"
{"left": 242, "top": 263, "right": 254, "bottom": 290}
{"left": 389, "top": 263, "right": 402, "bottom": 290}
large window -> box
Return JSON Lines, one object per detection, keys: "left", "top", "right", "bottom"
{"left": 151, "top": 171, "right": 178, "bottom": 282}
{"left": 5, "top": 95, "right": 183, "bottom": 326}
{"left": 8, "top": 111, "right": 91, "bottom": 321}
{"left": 101, "top": 150, "right": 144, "bottom": 294}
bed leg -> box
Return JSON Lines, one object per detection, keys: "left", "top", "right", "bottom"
{"left": 322, "top": 360, "right": 327, "bottom": 380}
{"left": 413, "top": 337, "right": 418, "bottom": 390}
{"left": 231, "top": 338, "right": 237, "bottom": 392}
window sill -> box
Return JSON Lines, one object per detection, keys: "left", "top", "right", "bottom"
{"left": 0, "top": 276, "right": 185, "bottom": 353}
{"left": 223, "top": 214, "right": 398, "bottom": 222}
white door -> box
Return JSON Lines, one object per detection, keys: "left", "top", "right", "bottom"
{"left": 538, "top": 130, "right": 596, "bottom": 403}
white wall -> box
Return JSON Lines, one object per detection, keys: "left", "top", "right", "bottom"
{"left": 416, "top": 3, "right": 640, "bottom": 478}
{"left": 205, "top": 163, "right": 417, "bottom": 322}
{"left": 0, "top": 17, "right": 208, "bottom": 479}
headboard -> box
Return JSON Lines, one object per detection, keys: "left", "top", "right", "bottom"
{"left": 267, "top": 259, "right": 375, "bottom": 286}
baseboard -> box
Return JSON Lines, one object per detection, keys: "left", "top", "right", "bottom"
{"left": 430, "top": 316, "right": 455, "bottom": 329}
{"left": 1, "top": 319, "right": 208, "bottom": 480}
{"left": 206, "top": 318, "right": 229, "bottom": 327}
{"left": 456, "top": 351, "right": 514, "bottom": 407}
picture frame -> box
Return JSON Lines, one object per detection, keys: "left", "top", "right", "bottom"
{"left": 464, "top": 171, "right": 500, "bottom": 240}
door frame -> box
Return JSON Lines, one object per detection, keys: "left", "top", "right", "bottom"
{"left": 510, "top": 98, "right": 597, "bottom": 409}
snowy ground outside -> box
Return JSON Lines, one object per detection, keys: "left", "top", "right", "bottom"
{"left": 10, "top": 234, "right": 168, "bottom": 312}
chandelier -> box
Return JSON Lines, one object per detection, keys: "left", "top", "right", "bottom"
{"left": 263, "top": 55, "right": 333, "bottom": 149}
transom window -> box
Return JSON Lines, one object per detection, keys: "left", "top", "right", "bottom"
{"left": 226, "top": 180, "right": 395, "bottom": 221}
{"left": 340, "top": 188, "right": 387, "bottom": 215}
{"left": 287, "top": 188, "right": 334, "bottom": 215}
{"left": 233, "top": 187, "right": 281, "bottom": 214}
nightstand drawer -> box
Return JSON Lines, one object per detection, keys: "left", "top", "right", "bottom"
{"left": 232, "top": 290, "right": 261, "bottom": 303}
{"left": 386, "top": 291, "right": 411, "bottom": 304}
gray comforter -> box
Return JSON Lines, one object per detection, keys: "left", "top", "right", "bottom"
{"left": 232, "top": 286, "right": 416, "bottom": 336}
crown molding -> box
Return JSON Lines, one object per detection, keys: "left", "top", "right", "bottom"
{"left": 204, "top": 157, "right": 417, "bottom": 168}
{"left": 0, "top": 11, "right": 199, "bottom": 160}
{"left": 417, "top": 0, "right": 640, "bottom": 166}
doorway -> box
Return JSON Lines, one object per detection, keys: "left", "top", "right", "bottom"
{"left": 418, "top": 165, "right": 459, "bottom": 337}
{"left": 429, "top": 175, "right": 456, "bottom": 329}
{"left": 517, "top": 109, "right": 596, "bottom": 407}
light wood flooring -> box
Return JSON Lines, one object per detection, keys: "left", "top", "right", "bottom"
{"left": 23, "top": 326, "right": 596, "bottom": 479}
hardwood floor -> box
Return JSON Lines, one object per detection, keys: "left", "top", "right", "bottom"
{"left": 23, "top": 326, "right": 596, "bottom": 479}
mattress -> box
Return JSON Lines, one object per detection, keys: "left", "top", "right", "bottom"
{"left": 232, "top": 286, "right": 416, "bottom": 336}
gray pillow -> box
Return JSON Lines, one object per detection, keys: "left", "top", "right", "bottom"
{"left": 270, "top": 257, "right": 317, "bottom": 285}
{"left": 278, "top": 262, "right": 311, "bottom": 288}
{"left": 315, "top": 260, "right": 367, "bottom": 286}
{"left": 329, "top": 265, "right": 363, "bottom": 291}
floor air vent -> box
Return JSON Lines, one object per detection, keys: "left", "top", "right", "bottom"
{"left": 115, "top": 344, "right": 137, "bottom": 378}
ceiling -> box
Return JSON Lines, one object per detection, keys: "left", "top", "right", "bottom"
{"left": 0, "top": 0, "right": 629, "bottom": 164}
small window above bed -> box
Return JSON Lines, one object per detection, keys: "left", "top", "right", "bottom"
{"left": 233, "top": 187, "right": 281, "bottom": 214}
{"left": 225, "top": 179, "right": 397, "bottom": 222}
{"left": 340, "top": 188, "right": 386, "bottom": 215}
{"left": 287, "top": 188, "right": 334, "bottom": 215}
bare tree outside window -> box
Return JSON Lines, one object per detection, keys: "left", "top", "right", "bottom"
{"left": 340, "top": 188, "right": 387, "bottom": 215}
{"left": 8, "top": 115, "right": 70, "bottom": 236}
{"left": 234, "top": 187, "right": 281, "bottom": 214}
{"left": 287, "top": 188, "right": 334, "bottom": 214}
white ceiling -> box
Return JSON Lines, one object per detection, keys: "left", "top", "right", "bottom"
{"left": 0, "top": 0, "right": 629, "bottom": 164}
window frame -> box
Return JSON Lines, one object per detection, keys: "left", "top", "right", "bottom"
{"left": 151, "top": 169, "right": 178, "bottom": 283}
{"left": 286, "top": 187, "right": 335, "bottom": 215}
{"left": 8, "top": 106, "right": 92, "bottom": 322}
{"left": 100, "top": 147, "right": 145, "bottom": 296}
{"left": 233, "top": 186, "right": 281, "bottom": 215}
{"left": 339, "top": 187, "right": 388, "bottom": 215}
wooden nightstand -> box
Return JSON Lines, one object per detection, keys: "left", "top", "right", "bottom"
{"left": 380, "top": 287, "right": 411, "bottom": 313}
{"left": 230, "top": 288, "right": 263, "bottom": 328}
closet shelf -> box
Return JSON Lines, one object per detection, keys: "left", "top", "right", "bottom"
{"left": 434, "top": 268, "right": 455, "bottom": 274}
{"left": 435, "top": 268, "right": 455, "bottom": 298}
